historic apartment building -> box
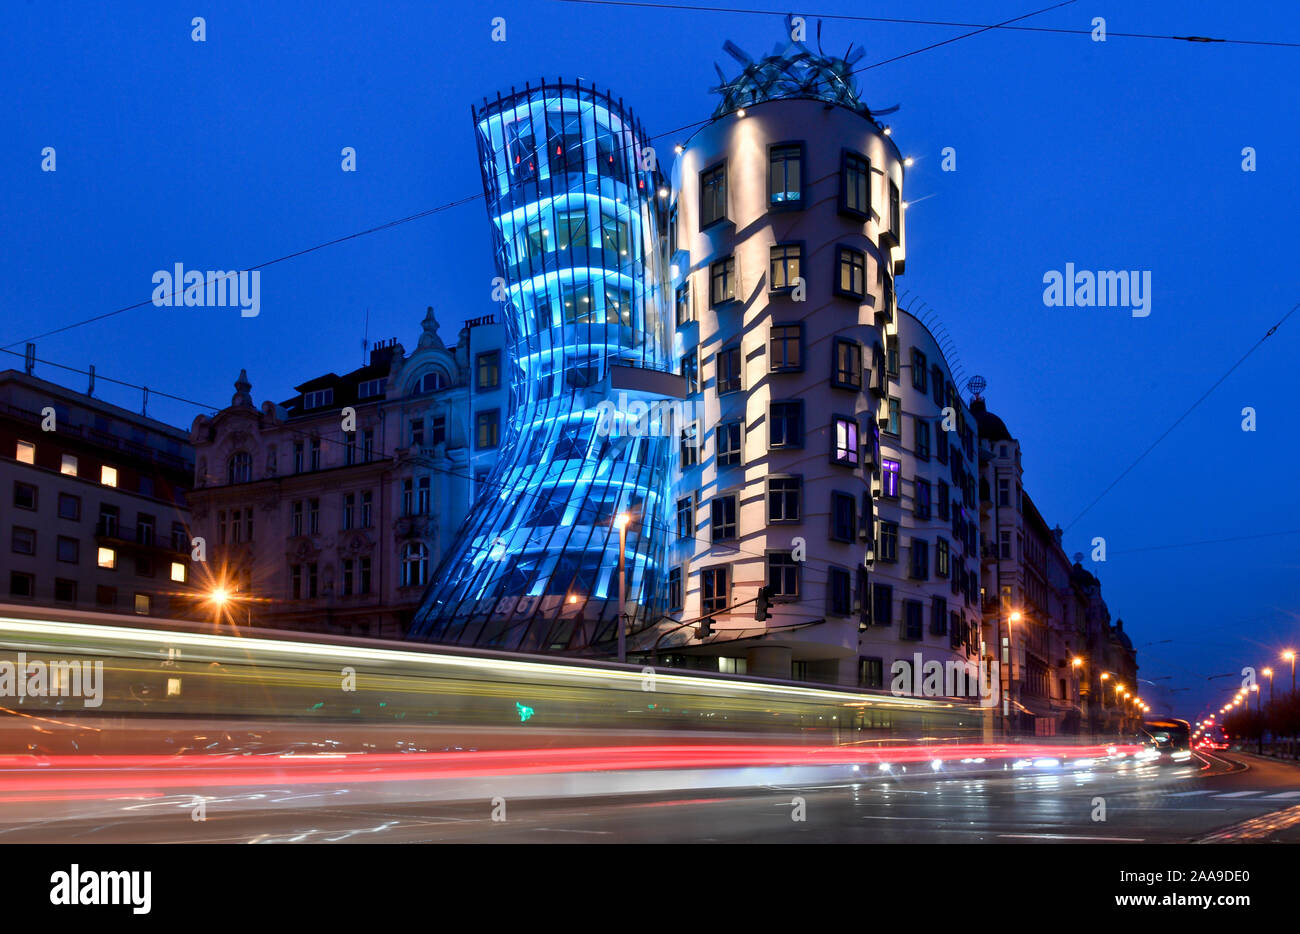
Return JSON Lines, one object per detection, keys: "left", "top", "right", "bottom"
{"left": 1, "top": 367, "right": 193, "bottom": 618}
{"left": 186, "top": 308, "right": 507, "bottom": 638}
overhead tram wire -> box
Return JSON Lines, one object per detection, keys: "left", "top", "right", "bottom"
{"left": 558, "top": 0, "right": 1300, "bottom": 48}
{"left": 1062, "top": 299, "right": 1300, "bottom": 532}
{"left": 7, "top": 0, "right": 1078, "bottom": 351}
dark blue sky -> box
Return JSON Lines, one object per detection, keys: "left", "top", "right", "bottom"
{"left": 5, "top": 1, "right": 1298, "bottom": 717}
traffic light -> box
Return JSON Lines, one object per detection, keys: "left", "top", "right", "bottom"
{"left": 699, "top": 617, "right": 714, "bottom": 638}
{"left": 755, "top": 586, "right": 772, "bottom": 621}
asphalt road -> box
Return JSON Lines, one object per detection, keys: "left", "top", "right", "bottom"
{"left": 2, "top": 749, "right": 1297, "bottom": 843}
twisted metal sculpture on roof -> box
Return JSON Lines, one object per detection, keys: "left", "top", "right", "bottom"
{"left": 711, "top": 21, "right": 900, "bottom": 120}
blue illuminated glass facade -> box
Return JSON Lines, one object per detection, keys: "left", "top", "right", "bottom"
{"left": 408, "top": 80, "right": 677, "bottom": 653}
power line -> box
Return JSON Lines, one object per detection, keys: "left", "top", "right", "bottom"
{"left": 1111, "top": 528, "right": 1300, "bottom": 556}
{"left": 1063, "top": 299, "right": 1300, "bottom": 532}
{"left": 559, "top": 0, "right": 1300, "bottom": 48}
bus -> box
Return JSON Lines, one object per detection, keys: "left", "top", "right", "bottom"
{"left": 1142, "top": 718, "right": 1192, "bottom": 763}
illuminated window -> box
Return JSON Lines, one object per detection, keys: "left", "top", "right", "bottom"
{"left": 833, "top": 339, "right": 862, "bottom": 390}
{"left": 61, "top": 454, "right": 78, "bottom": 476}
{"left": 15, "top": 440, "right": 36, "bottom": 464}
{"left": 97, "top": 547, "right": 116, "bottom": 569}
{"left": 835, "top": 247, "right": 866, "bottom": 299}
{"left": 166, "top": 678, "right": 182, "bottom": 697}
{"left": 832, "top": 417, "right": 858, "bottom": 466}
{"left": 134, "top": 593, "right": 151, "bottom": 615}
{"left": 880, "top": 459, "right": 901, "bottom": 498}
{"left": 476, "top": 410, "right": 500, "bottom": 450}
{"left": 769, "top": 144, "right": 802, "bottom": 205}
{"left": 170, "top": 562, "right": 187, "bottom": 583}
{"left": 100, "top": 465, "right": 118, "bottom": 487}
{"left": 770, "top": 244, "right": 801, "bottom": 290}
{"left": 476, "top": 351, "right": 501, "bottom": 391}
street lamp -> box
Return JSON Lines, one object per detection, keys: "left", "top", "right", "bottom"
{"left": 1001, "top": 610, "right": 1023, "bottom": 737}
{"left": 614, "top": 513, "right": 630, "bottom": 663}
{"left": 1263, "top": 667, "right": 1274, "bottom": 706}
{"left": 1283, "top": 650, "right": 1296, "bottom": 694}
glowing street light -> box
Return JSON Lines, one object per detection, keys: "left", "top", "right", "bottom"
{"left": 1283, "top": 650, "right": 1296, "bottom": 694}
{"left": 614, "top": 512, "right": 630, "bottom": 663}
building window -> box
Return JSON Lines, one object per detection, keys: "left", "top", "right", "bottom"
{"left": 342, "top": 492, "right": 355, "bottom": 530}
{"left": 885, "top": 397, "right": 901, "bottom": 436}
{"left": 669, "top": 567, "right": 683, "bottom": 610}
{"left": 701, "top": 566, "right": 729, "bottom": 614}
{"left": 101, "top": 465, "right": 118, "bottom": 487}
{"left": 291, "top": 501, "right": 303, "bottom": 536}
{"left": 711, "top": 495, "right": 738, "bottom": 542}
{"left": 911, "top": 349, "right": 928, "bottom": 392}
{"left": 308, "top": 563, "right": 319, "bottom": 598}
{"left": 680, "top": 422, "right": 699, "bottom": 467}
{"left": 915, "top": 479, "right": 932, "bottom": 520}
{"left": 417, "top": 476, "right": 431, "bottom": 514}
{"left": 831, "top": 492, "right": 856, "bottom": 542}
{"left": 342, "top": 559, "right": 354, "bottom": 596}
{"left": 709, "top": 256, "right": 736, "bottom": 305}
{"left": 769, "top": 143, "right": 802, "bottom": 205}
{"left": 832, "top": 339, "right": 862, "bottom": 390}
{"left": 915, "top": 419, "right": 930, "bottom": 460}
{"left": 699, "top": 162, "right": 727, "bottom": 227}
{"left": 835, "top": 247, "right": 866, "bottom": 299}
{"left": 310, "top": 439, "right": 322, "bottom": 471}
{"left": 889, "top": 179, "right": 902, "bottom": 240}
{"left": 769, "top": 324, "right": 802, "bottom": 371}
{"left": 97, "top": 546, "right": 116, "bottom": 569}
{"left": 477, "top": 351, "right": 501, "bottom": 390}
{"left": 291, "top": 565, "right": 302, "bottom": 600}
{"left": 402, "top": 479, "right": 414, "bottom": 516}
{"left": 860, "top": 656, "right": 884, "bottom": 688}
{"left": 360, "top": 490, "right": 373, "bottom": 528}
{"left": 681, "top": 349, "right": 699, "bottom": 394}
{"left": 931, "top": 596, "right": 948, "bottom": 636}
{"left": 717, "top": 421, "right": 742, "bottom": 467}
{"left": 401, "top": 542, "right": 429, "bottom": 587}
{"left": 55, "top": 578, "right": 77, "bottom": 604}
{"left": 16, "top": 440, "right": 35, "bottom": 464}
{"left": 886, "top": 336, "right": 899, "bottom": 378}
{"left": 841, "top": 151, "right": 870, "bottom": 216}
{"left": 228, "top": 451, "right": 252, "bottom": 484}
{"left": 769, "top": 401, "right": 804, "bottom": 449}
{"left": 872, "top": 583, "right": 893, "bottom": 625}
{"left": 832, "top": 417, "right": 859, "bottom": 467}
{"left": 998, "top": 477, "right": 1010, "bottom": 507}
{"left": 9, "top": 571, "right": 35, "bottom": 599}
{"left": 358, "top": 378, "right": 387, "bottom": 399}
{"left": 476, "top": 410, "right": 501, "bottom": 450}
{"left": 936, "top": 538, "right": 950, "bottom": 578}
{"left": 931, "top": 366, "right": 945, "bottom": 406}
{"left": 903, "top": 600, "right": 923, "bottom": 640}
{"left": 58, "top": 492, "right": 79, "bottom": 520}
{"left": 828, "top": 567, "right": 852, "bottom": 616}
{"left": 13, "top": 481, "right": 37, "bottom": 510}
{"left": 171, "top": 561, "right": 187, "bottom": 583}
{"left": 56, "top": 535, "right": 78, "bottom": 563}
{"left": 675, "top": 281, "right": 693, "bottom": 327}
{"left": 1000, "top": 529, "right": 1012, "bottom": 559}
{"left": 767, "top": 476, "right": 801, "bottom": 523}
{"left": 938, "top": 481, "right": 950, "bottom": 520}
{"left": 420, "top": 371, "right": 447, "bottom": 393}
{"left": 676, "top": 495, "right": 694, "bottom": 539}
{"left": 303, "top": 388, "right": 334, "bottom": 409}
{"left": 880, "top": 458, "right": 901, "bottom": 498}
{"left": 770, "top": 243, "right": 802, "bottom": 291}
{"left": 308, "top": 499, "right": 320, "bottom": 535}
{"left": 768, "top": 551, "right": 799, "bottom": 598}
{"left": 936, "top": 425, "right": 949, "bottom": 464}
{"left": 293, "top": 441, "right": 304, "bottom": 473}
{"left": 9, "top": 526, "right": 36, "bottom": 556}
{"left": 362, "top": 429, "right": 375, "bottom": 461}
{"left": 60, "top": 454, "right": 78, "bottom": 476}
{"left": 410, "top": 419, "right": 425, "bottom": 447}
{"left": 716, "top": 346, "right": 742, "bottom": 395}
{"left": 134, "top": 593, "right": 151, "bottom": 616}
{"left": 910, "top": 539, "right": 929, "bottom": 580}
{"left": 878, "top": 521, "right": 898, "bottom": 563}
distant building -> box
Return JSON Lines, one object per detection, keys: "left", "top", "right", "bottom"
{"left": 186, "top": 308, "right": 506, "bottom": 638}
{"left": 0, "top": 367, "right": 193, "bottom": 618}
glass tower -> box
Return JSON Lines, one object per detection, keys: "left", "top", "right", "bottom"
{"left": 408, "top": 80, "right": 678, "bottom": 654}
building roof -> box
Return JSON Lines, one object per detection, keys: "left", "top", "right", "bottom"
{"left": 969, "top": 396, "right": 1012, "bottom": 443}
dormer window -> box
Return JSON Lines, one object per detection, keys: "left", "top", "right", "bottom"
{"left": 358, "top": 378, "right": 387, "bottom": 399}
{"left": 303, "top": 388, "right": 334, "bottom": 409}
{"left": 419, "top": 371, "right": 447, "bottom": 394}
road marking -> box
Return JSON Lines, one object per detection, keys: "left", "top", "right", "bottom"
{"left": 531, "top": 827, "right": 612, "bottom": 835}
{"left": 859, "top": 815, "right": 947, "bottom": 822}
{"left": 998, "top": 833, "right": 1145, "bottom": 842}
{"left": 1264, "top": 791, "right": 1300, "bottom": 799}
{"left": 1215, "top": 791, "right": 1263, "bottom": 798}
{"left": 1167, "top": 790, "right": 1214, "bottom": 797}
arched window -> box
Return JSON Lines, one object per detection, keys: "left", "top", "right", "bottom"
{"left": 228, "top": 451, "right": 253, "bottom": 484}
{"left": 402, "top": 542, "right": 429, "bottom": 587}
{"left": 418, "top": 371, "right": 447, "bottom": 394}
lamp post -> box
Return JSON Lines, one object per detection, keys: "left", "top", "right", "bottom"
{"left": 1002, "top": 610, "right": 1022, "bottom": 738}
{"left": 614, "top": 513, "right": 630, "bottom": 663}
{"left": 1263, "top": 667, "right": 1274, "bottom": 706}
{"left": 1283, "top": 650, "right": 1296, "bottom": 694}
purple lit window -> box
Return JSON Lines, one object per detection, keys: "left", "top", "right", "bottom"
{"left": 881, "top": 458, "right": 901, "bottom": 498}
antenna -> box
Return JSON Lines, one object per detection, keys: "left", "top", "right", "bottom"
{"left": 362, "top": 308, "right": 370, "bottom": 365}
